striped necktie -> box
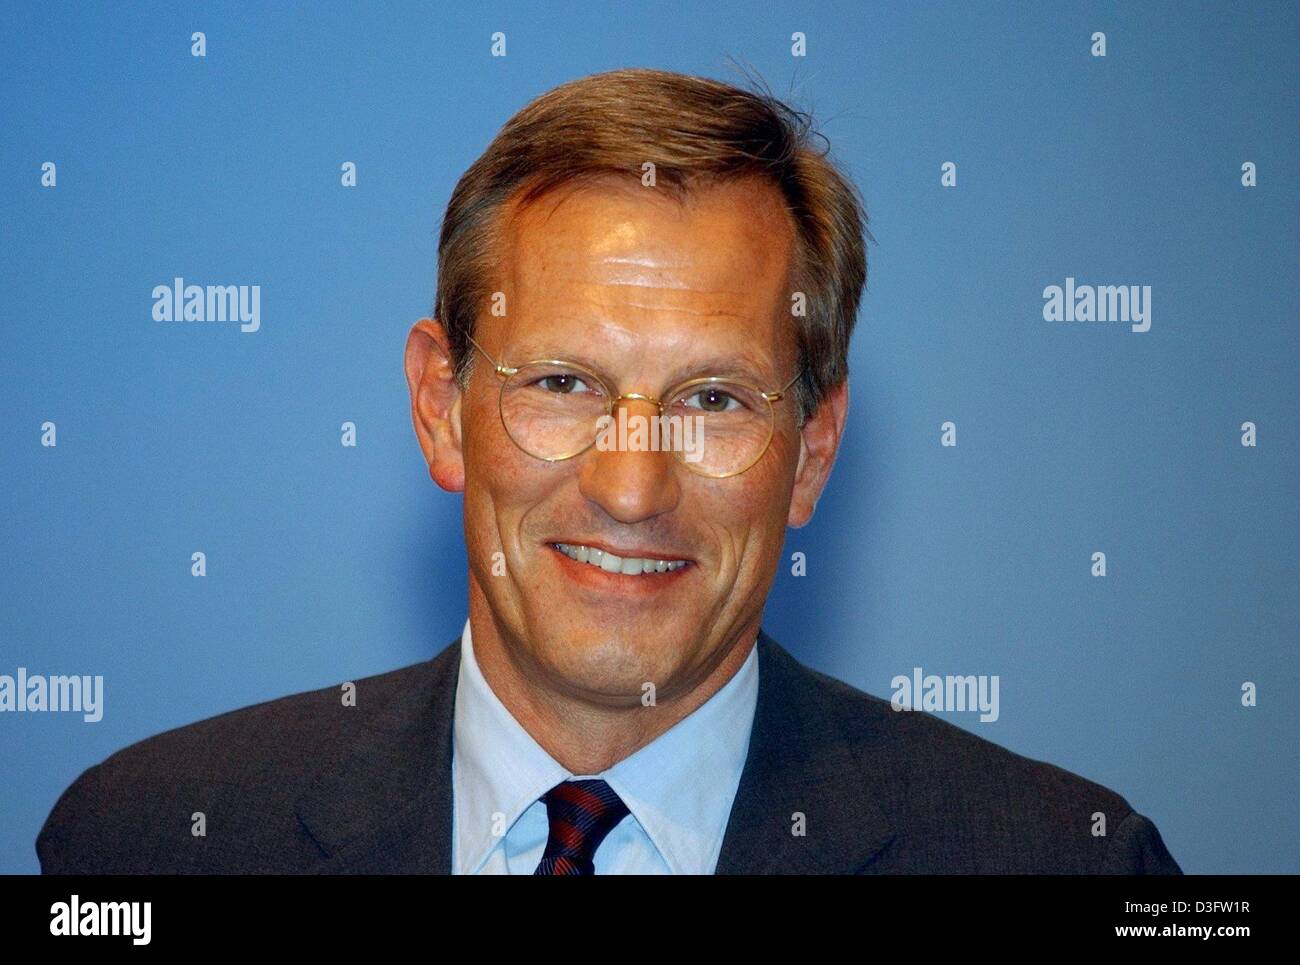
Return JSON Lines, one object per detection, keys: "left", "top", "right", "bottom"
{"left": 533, "top": 779, "right": 631, "bottom": 875}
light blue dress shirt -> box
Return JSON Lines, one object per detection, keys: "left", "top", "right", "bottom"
{"left": 451, "top": 617, "right": 760, "bottom": 874}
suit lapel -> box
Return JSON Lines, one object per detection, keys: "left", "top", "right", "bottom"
{"left": 715, "top": 630, "right": 896, "bottom": 874}
{"left": 294, "top": 637, "right": 461, "bottom": 873}
{"left": 294, "top": 628, "right": 894, "bottom": 874}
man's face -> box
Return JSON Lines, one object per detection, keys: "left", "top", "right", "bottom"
{"left": 413, "top": 175, "right": 843, "bottom": 708}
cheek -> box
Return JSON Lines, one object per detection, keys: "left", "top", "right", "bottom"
{"left": 701, "top": 461, "right": 795, "bottom": 569}
{"left": 463, "top": 406, "right": 525, "bottom": 550}
{"left": 464, "top": 417, "right": 567, "bottom": 553}
{"left": 464, "top": 395, "right": 546, "bottom": 494}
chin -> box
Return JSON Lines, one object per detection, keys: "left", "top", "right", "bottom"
{"left": 535, "top": 632, "right": 675, "bottom": 700}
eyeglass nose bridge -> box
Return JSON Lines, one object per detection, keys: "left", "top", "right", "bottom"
{"left": 610, "top": 391, "right": 666, "bottom": 413}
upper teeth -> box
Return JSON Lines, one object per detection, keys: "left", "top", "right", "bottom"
{"left": 554, "top": 542, "right": 688, "bottom": 574}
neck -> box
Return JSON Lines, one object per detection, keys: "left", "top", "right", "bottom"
{"left": 466, "top": 588, "right": 757, "bottom": 774}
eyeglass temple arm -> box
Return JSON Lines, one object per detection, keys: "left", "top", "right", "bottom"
{"left": 763, "top": 366, "right": 806, "bottom": 402}
{"left": 465, "top": 333, "right": 518, "bottom": 376}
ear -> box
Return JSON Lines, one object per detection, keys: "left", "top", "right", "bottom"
{"left": 404, "top": 317, "right": 465, "bottom": 492}
{"left": 787, "top": 379, "right": 849, "bottom": 528}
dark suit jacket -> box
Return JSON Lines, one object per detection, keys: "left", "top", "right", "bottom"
{"left": 37, "top": 629, "right": 1182, "bottom": 874}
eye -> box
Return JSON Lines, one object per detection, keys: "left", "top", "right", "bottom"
{"left": 534, "top": 373, "right": 593, "bottom": 395}
{"left": 683, "top": 386, "right": 742, "bottom": 413}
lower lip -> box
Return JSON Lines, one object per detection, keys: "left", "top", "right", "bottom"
{"left": 547, "top": 544, "right": 692, "bottom": 595}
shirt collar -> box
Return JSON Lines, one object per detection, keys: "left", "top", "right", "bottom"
{"left": 452, "top": 617, "right": 760, "bottom": 874}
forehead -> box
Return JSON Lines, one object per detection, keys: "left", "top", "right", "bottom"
{"left": 491, "top": 175, "right": 798, "bottom": 363}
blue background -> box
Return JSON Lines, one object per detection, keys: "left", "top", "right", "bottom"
{"left": 2, "top": 1, "right": 1296, "bottom": 874}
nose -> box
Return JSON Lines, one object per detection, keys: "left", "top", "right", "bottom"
{"left": 577, "top": 398, "right": 682, "bottom": 524}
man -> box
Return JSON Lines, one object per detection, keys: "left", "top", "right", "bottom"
{"left": 38, "top": 68, "right": 1181, "bottom": 875}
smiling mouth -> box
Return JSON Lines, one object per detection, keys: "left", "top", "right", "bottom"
{"left": 550, "top": 542, "right": 691, "bottom": 576}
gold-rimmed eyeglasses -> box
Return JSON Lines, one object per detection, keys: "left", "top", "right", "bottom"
{"left": 465, "top": 334, "right": 804, "bottom": 478}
